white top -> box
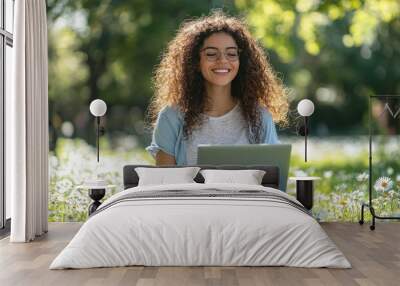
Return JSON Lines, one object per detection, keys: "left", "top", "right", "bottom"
{"left": 186, "top": 103, "right": 250, "bottom": 165}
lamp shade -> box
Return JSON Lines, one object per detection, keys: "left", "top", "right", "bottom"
{"left": 297, "top": 99, "right": 314, "bottom": 117}
{"left": 89, "top": 99, "right": 107, "bottom": 117}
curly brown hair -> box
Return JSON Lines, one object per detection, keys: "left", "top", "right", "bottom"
{"left": 148, "top": 11, "right": 288, "bottom": 143}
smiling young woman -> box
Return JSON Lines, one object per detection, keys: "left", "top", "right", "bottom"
{"left": 146, "top": 11, "right": 289, "bottom": 166}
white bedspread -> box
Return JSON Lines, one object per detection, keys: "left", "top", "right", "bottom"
{"left": 50, "top": 183, "right": 351, "bottom": 269}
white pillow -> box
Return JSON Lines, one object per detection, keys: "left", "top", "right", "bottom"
{"left": 135, "top": 167, "right": 201, "bottom": 186}
{"left": 200, "top": 169, "right": 266, "bottom": 185}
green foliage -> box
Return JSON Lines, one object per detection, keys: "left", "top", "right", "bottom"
{"left": 237, "top": 0, "right": 400, "bottom": 60}
{"left": 46, "top": 1, "right": 233, "bottom": 148}
{"left": 236, "top": 0, "right": 400, "bottom": 135}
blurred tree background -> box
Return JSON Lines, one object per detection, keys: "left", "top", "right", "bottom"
{"left": 46, "top": 0, "right": 400, "bottom": 151}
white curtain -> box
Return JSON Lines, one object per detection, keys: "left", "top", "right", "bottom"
{"left": 7, "top": 0, "right": 49, "bottom": 242}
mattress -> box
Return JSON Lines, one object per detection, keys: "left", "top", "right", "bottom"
{"left": 50, "top": 183, "right": 351, "bottom": 269}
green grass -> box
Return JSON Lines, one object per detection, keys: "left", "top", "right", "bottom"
{"left": 49, "top": 137, "right": 400, "bottom": 222}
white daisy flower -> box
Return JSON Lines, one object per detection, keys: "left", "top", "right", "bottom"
{"left": 374, "top": 176, "right": 393, "bottom": 192}
{"left": 356, "top": 172, "right": 368, "bottom": 182}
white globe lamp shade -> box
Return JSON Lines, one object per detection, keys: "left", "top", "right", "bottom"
{"left": 90, "top": 99, "right": 107, "bottom": 117}
{"left": 297, "top": 99, "right": 314, "bottom": 117}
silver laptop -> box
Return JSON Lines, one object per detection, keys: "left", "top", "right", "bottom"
{"left": 197, "top": 144, "right": 292, "bottom": 191}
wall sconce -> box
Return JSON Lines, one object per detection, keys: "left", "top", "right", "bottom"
{"left": 297, "top": 99, "right": 315, "bottom": 162}
{"left": 89, "top": 99, "right": 107, "bottom": 162}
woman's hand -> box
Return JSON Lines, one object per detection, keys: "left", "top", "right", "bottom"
{"left": 155, "top": 150, "right": 176, "bottom": 166}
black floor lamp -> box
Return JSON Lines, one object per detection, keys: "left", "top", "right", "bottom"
{"left": 359, "top": 94, "right": 400, "bottom": 230}
{"left": 289, "top": 99, "right": 318, "bottom": 211}
{"left": 297, "top": 99, "right": 315, "bottom": 162}
{"left": 84, "top": 99, "right": 108, "bottom": 215}
{"left": 89, "top": 99, "right": 107, "bottom": 162}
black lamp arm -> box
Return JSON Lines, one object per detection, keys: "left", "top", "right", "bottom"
{"left": 304, "top": 116, "right": 308, "bottom": 162}
{"left": 296, "top": 116, "right": 310, "bottom": 162}
{"left": 96, "top": 117, "right": 100, "bottom": 162}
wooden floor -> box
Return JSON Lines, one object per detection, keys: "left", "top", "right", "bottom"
{"left": 0, "top": 222, "right": 399, "bottom": 286}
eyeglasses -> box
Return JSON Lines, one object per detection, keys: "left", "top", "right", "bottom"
{"left": 200, "top": 47, "right": 240, "bottom": 62}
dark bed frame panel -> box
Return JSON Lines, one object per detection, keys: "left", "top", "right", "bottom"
{"left": 123, "top": 165, "right": 280, "bottom": 190}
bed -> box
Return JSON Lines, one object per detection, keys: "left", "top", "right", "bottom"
{"left": 50, "top": 165, "right": 351, "bottom": 269}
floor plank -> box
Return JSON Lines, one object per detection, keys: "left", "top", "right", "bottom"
{"left": 0, "top": 222, "right": 399, "bottom": 286}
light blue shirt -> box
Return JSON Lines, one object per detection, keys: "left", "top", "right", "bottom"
{"left": 146, "top": 105, "right": 280, "bottom": 165}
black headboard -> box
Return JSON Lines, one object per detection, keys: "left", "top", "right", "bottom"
{"left": 123, "top": 165, "right": 280, "bottom": 189}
